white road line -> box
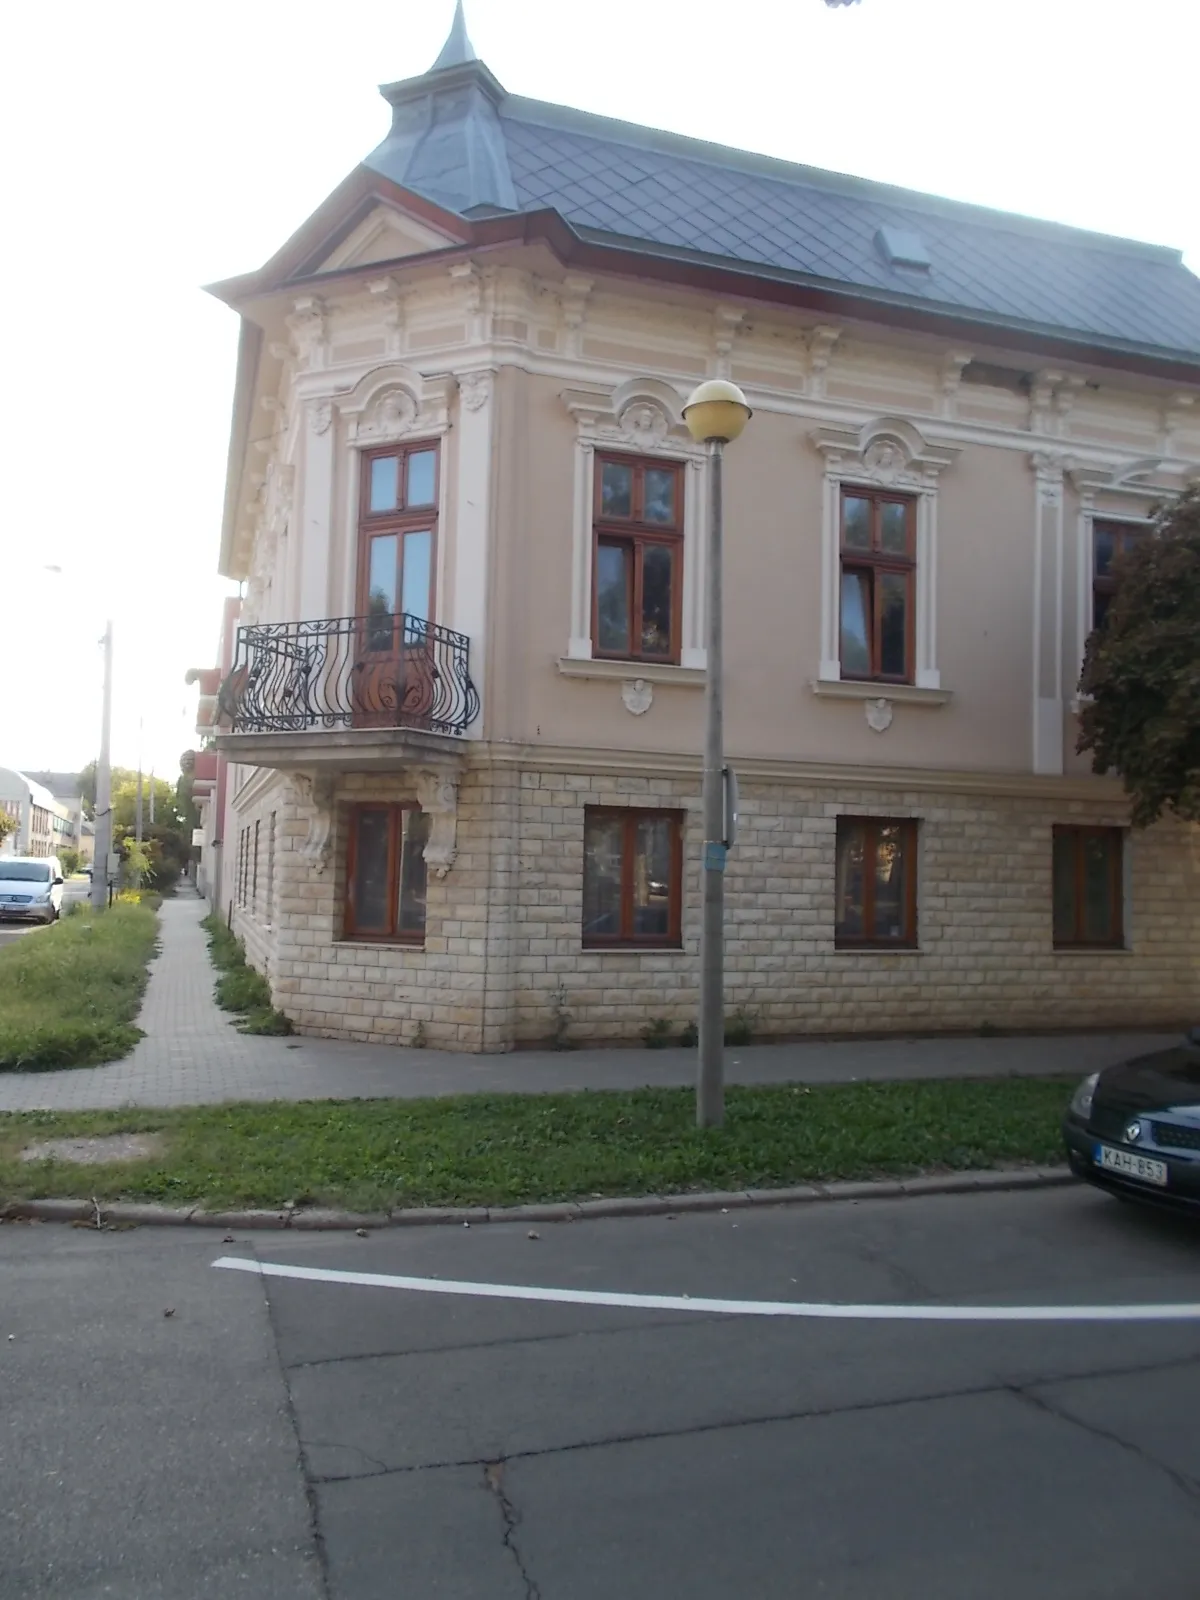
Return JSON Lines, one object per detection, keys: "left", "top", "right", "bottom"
{"left": 212, "top": 1257, "right": 1200, "bottom": 1323}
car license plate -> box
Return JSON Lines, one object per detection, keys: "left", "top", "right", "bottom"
{"left": 1095, "top": 1144, "right": 1168, "bottom": 1187}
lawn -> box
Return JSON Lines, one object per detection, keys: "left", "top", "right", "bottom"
{"left": 0, "top": 1076, "right": 1073, "bottom": 1213}
{"left": 0, "top": 901, "right": 159, "bottom": 1071}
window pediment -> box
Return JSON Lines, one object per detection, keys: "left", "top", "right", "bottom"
{"left": 561, "top": 378, "right": 700, "bottom": 457}
{"left": 812, "top": 416, "right": 960, "bottom": 487}
{"left": 338, "top": 364, "right": 456, "bottom": 444}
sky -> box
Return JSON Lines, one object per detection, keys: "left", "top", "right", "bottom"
{"left": 1, "top": 0, "right": 1196, "bottom": 781}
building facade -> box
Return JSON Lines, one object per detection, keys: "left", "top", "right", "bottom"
{"left": 207, "top": 13, "right": 1200, "bottom": 1051}
{"left": 0, "top": 768, "right": 86, "bottom": 861}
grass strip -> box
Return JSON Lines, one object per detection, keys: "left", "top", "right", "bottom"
{"left": 0, "top": 901, "right": 159, "bottom": 1071}
{"left": 0, "top": 1077, "right": 1073, "bottom": 1212}
{"left": 201, "top": 914, "right": 292, "bottom": 1036}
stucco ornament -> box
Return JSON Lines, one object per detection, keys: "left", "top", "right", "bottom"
{"left": 865, "top": 698, "right": 894, "bottom": 734}
{"left": 862, "top": 438, "right": 906, "bottom": 484}
{"left": 289, "top": 773, "right": 336, "bottom": 872}
{"left": 309, "top": 399, "right": 333, "bottom": 436}
{"left": 415, "top": 769, "right": 460, "bottom": 877}
{"left": 619, "top": 401, "right": 670, "bottom": 449}
{"left": 621, "top": 678, "right": 654, "bottom": 716}
{"left": 458, "top": 371, "right": 493, "bottom": 412}
{"left": 358, "top": 386, "right": 418, "bottom": 443}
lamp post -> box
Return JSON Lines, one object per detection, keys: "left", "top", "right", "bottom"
{"left": 682, "top": 379, "right": 752, "bottom": 1129}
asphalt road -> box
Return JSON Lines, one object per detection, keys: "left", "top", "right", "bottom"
{"left": 0, "top": 878, "right": 90, "bottom": 947}
{"left": 3, "top": 1185, "right": 1199, "bottom": 1599}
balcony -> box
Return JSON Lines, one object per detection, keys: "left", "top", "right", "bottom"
{"left": 215, "top": 613, "right": 480, "bottom": 772}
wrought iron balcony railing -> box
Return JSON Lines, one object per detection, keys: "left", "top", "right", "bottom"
{"left": 221, "top": 613, "right": 480, "bottom": 738}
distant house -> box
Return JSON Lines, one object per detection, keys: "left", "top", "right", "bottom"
{"left": 0, "top": 769, "right": 75, "bottom": 859}
{"left": 204, "top": 8, "right": 1200, "bottom": 1050}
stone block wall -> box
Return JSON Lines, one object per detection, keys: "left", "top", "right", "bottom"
{"left": 508, "top": 769, "right": 1200, "bottom": 1047}
{"left": 224, "top": 755, "right": 1200, "bottom": 1052}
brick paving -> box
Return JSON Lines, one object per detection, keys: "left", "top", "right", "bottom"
{"left": 0, "top": 891, "right": 1176, "bottom": 1112}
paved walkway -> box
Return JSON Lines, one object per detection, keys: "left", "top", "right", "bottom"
{"left": 0, "top": 892, "right": 1176, "bottom": 1111}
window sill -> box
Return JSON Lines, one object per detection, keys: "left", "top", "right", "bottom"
{"left": 338, "top": 938, "right": 426, "bottom": 952}
{"left": 835, "top": 944, "right": 922, "bottom": 954}
{"left": 582, "top": 944, "right": 686, "bottom": 955}
{"left": 811, "top": 678, "right": 952, "bottom": 707}
{"left": 1053, "top": 944, "right": 1130, "bottom": 955}
{"left": 558, "top": 657, "right": 704, "bottom": 688}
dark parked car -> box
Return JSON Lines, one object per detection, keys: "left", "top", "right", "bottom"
{"left": 1063, "top": 1031, "right": 1200, "bottom": 1212}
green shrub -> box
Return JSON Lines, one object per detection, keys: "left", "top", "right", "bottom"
{"left": 216, "top": 965, "right": 273, "bottom": 1013}
{"left": 202, "top": 914, "right": 292, "bottom": 1034}
{"left": 240, "top": 1007, "right": 294, "bottom": 1036}
{"left": 640, "top": 1017, "right": 672, "bottom": 1049}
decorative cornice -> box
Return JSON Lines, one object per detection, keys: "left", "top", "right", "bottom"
{"left": 473, "top": 739, "right": 1131, "bottom": 805}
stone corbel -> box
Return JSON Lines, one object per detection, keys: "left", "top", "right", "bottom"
{"left": 415, "top": 769, "right": 460, "bottom": 878}
{"left": 560, "top": 274, "right": 594, "bottom": 359}
{"left": 368, "top": 275, "right": 408, "bottom": 358}
{"left": 286, "top": 295, "right": 328, "bottom": 370}
{"left": 449, "top": 260, "right": 487, "bottom": 343}
{"left": 289, "top": 773, "right": 336, "bottom": 874}
{"left": 939, "top": 349, "right": 973, "bottom": 419}
{"left": 807, "top": 325, "right": 842, "bottom": 397}
{"left": 713, "top": 305, "right": 745, "bottom": 379}
{"left": 1162, "top": 393, "right": 1196, "bottom": 458}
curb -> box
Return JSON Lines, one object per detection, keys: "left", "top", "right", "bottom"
{"left": 1, "top": 1166, "right": 1073, "bottom": 1231}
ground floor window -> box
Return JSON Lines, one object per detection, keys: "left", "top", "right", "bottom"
{"left": 1053, "top": 826, "right": 1124, "bottom": 947}
{"left": 344, "top": 803, "right": 430, "bottom": 942}
{"left": 583, "top": 808, "right": 683, "bottom": 948}
{"left": 835, "top": 817, "right": 918, "bottom": 948}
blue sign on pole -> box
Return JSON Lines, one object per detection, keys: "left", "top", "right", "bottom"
{"left": 704, "top": 841, "right": 727, "bottom": 873}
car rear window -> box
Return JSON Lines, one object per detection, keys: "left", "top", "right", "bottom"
{"left": 1, "top": 863, "right": 51, "bottom": 882}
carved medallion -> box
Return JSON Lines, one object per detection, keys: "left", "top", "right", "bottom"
{"left": 865, "top": 698, "right": 893, "bottom": 734}
{"left": 621, "top": 678, "right": 654, "bottom": 716}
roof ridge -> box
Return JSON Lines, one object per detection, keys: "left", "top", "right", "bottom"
{"left": 500, "top": 94, "right": 1184, "bottom": 266}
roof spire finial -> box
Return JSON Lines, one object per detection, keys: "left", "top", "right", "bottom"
{"left": 430, "top": 0, "right": 478, "bottom": 71}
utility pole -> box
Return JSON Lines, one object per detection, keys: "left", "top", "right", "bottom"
{"left": 135, "top": 720, "right": 144, "bottom": 846}
{"left": 90, "top": 621, "right": 114, "bottom": 913}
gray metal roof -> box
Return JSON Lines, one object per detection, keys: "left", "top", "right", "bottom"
{"left": 367, "top": 41, "right": 1200, "bottom": 361}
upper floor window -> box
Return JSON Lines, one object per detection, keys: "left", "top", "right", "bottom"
{"left": 1092, "top": 521, "right": 1145, "bottom": 632}
{"left": 593, "top": 454, "right": 684, "bottom": 664}
{"left": 358, "top": 443, "right": 439, "bottom": 649}
{"left": 839, "top": 489, "right": 916, "bottom": 683}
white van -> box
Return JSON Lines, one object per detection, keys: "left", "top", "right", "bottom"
{"left": 0, "top": 857, "right": 65, "bottom": 923}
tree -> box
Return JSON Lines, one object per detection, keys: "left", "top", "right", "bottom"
{"left": 0, "top": 811, "right": 17, "bottom": 848}
{"left": 1077, "top": 487, "right": 1200, "bottom": 827}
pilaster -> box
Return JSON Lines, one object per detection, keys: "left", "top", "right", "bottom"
{"left": 1030, "top": 450, "right": 1066, "bottom": 775}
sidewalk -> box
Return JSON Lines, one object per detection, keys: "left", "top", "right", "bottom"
{"left": 0, "top": 893, "right": 1175, "bottom": 1112}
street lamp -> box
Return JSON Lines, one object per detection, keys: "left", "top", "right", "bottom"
{"left": 682, "top": 379, "right": 752, "bottom": 1129}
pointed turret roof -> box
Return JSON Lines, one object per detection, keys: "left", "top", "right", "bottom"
{"left": 430, "top": 0, "right": 478, "bottom": 72}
